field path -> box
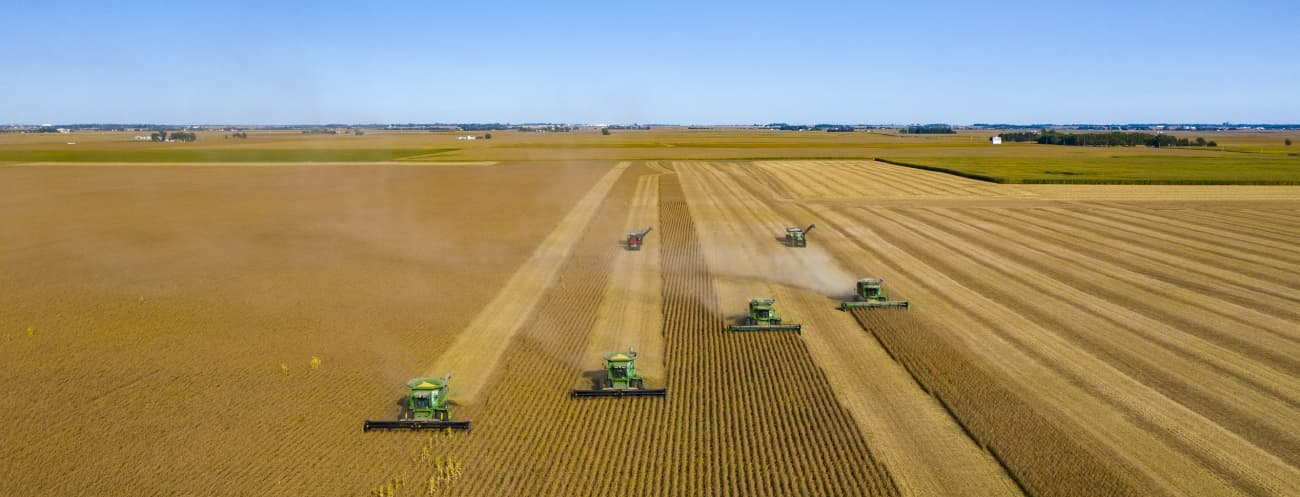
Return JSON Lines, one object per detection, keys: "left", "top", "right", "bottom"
{"left": 579, "top": 172, "right": 665, "bottom": 383}
{"left": 428, "top": 161, "right": 630, "bottom": 402}
{"left": 677, "top": 161, "right": 1022, "bottom": 497}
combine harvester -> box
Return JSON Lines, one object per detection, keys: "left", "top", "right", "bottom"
{"left": 625, "top": 227, "right": 653, "bottom": 251}
{"left": 572, "top": 348, "right": 667, "bottom": 398}
{"left": 784, "top": 224, "right": 815, "bottom": 247}
{"left": 727, "top": 298, "right": 802, "bottom": 334}
{"left": 363, "top": 374, "right": 472, "bottom": 432}
{"left": 840, "top": 278, "right": 909, "bottom": 310}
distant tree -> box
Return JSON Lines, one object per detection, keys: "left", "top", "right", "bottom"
{"left": 998, "top": 131, "right": 1041, "bottom": 142}
{"left": 484, "top": 133, "right": 492, "bottom": 139}
{"left": 1194, "top": 137, "right": 1207, "bottom": 146}
{"left": 601, "top": 128, "right": 610, "bottom": 135}
{"left": 1207, "top": 141, "right": 1218, "bottom": 147}
{"left": 151, "top": 131, "right": 167, "bottom": 142}
{"left": 903, "top": 124, "right": 956, "bottom": 134}
{"left": 1287, "top": 138, "right": 1293, "bottom": 146}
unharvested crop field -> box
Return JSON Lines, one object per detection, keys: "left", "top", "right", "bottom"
{"left": 3, "top": 152, "right": 1298, "bottom": 496}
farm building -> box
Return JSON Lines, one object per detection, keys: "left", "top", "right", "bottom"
{"left": 990, "top": 136, "right": 1003, "bottom": 144}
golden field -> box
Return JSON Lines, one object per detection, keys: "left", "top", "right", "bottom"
{"left": 2, "top": 132, "right": 1298, "bottom": 496}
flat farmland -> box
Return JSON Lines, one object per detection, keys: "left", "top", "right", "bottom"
{"left": 3, "top": 155, "right": 1298, "bottom": 496}
{"left": 6, "top": 128, "right": 1297, "bottom": 184}
{"left": 681, "top": 159, "right": 1299, "bottom": 496}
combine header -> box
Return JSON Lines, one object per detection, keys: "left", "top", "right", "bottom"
{"left": 784, "top": 224, "right": 815, "bottom": 247}
{"left": 840, "top": 278, "right": 909, "bottom": 310}
{"left": 626, "top": 227, "right": 653, "bottom": 251}
{"left": 363, "top": 374, "right": 472, "bottom": 432}
{"left": 727, "top": 298, "right": 802, "bottom": 334}
{"left": 572, "top": 348, "right": 667, "bottom": 398}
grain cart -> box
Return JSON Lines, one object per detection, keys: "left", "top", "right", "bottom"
{"left": 626, "top": 227, "right": 653, "bottom": 251}
{"left": 840, "top": 278, "right": 910, "bottom": 310}
{"left": 784, "top": 224, "right": 815, "bottom": 247}
{"left": 572, "top": 348, "right": 667, "bottom": 398}
{"left": 727, "top": 298, "right": 802, "bottom": 334}
{"left": 363, "top": 374, "right": 472, "bottom": 432}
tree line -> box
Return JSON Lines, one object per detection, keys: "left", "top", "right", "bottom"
{"left": 999, "top": 130, "right": 1216, "bottom": 147}
{"left": 152, "top": 131, "right": 197, "bottom": 142}
{"left": 901, "top": 124, "right": 955, "bottom": 134}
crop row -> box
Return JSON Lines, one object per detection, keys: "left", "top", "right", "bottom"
{"left": 848, "top": 308, "right": 1140, "bottom": 497}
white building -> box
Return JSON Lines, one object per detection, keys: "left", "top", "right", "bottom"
{"left": 990, "top": 136, "right": 1003, "bottom": 145}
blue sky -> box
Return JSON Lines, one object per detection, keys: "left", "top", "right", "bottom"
{"left": 2, "top": 1, "right": 1297, "bottom": 124}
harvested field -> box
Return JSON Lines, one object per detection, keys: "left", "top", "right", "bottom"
{"left": 677, "top": 161, "right": 1021, "bottom": 497}
{"left": 4, "top": 156, "right": 1297, "bottom": 497}
{"left": 580, "top": 171, "right": 665, "bottom": 383}
{"left": 0, "top": 161, "right": 613, "bottom": 495}
{"left": 671, "top": 159, "right": 1299, "bottom": 497}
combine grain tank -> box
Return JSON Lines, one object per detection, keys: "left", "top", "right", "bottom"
{"left": 727, "top": 298, "right": 802, "bottom": 333}
{"left": 363, "top": 374, "right": 472, "bottom": 432}
{"left": 840, "top": 278, "right": 909, "bottom": 310}
{"left": 572, "top": 348, "right": 667, "bottom": 398}
{"left": 784, "top": 224, "right": 815, "bottom": 247}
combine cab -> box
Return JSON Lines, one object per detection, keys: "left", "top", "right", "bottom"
{"left": 363, "top": 375, "right": 472, "bottom": 432}
{"left": 784, "top": 224, "right": 815, "bottom": 247}
{"left": 572, "top": 348, "right": 667, "bottom": 398}
{"left": 626, "top": 227, "right": 653, "bottom": 251}
{"left": 840, "top": 278, "right": 909, "bottom": 310}
{"left": 727, "top": 298, "right": 802, "bottom": 334}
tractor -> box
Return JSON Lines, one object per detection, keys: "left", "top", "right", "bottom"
{"left": 840, "top": 278, "right": 910, "bottom": 310}
{"left": 727, "top": 298, "right": 802, "bottom": 333}
{"left": 572, "top": 348, "right": 667, "bottom": 398}
{"left": 626, "top": 227, "right": 653, "bottom": 251}
{"left": 784, "top": 224, "right": 815, "bottom": 247}
{"left": 363, "top": 374, "right": 472, "bottom": 432}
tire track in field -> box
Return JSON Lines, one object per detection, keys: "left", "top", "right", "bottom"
{"left": 1047, "top": 207, "right": 1300, "bottom": 277}
{"left": 1024, "top": 206, "right": 1300, "bottom": 290}
{"left": 891, "top": 206, "right": 1300, "bottom": 425}
{"left": 579, "top": 172, "right": 664, "bottom": 383}
{"left": 1081, "top": 207, "right": 1300, "bottom": 270}
{"left": 894, "top": 207, "right": 1300, "bottom": 460}
{"left": 685, "top": 161, "right": 1022, "bottom": 497}
{"left": 838, "top": 206, "right": 1297, "bottom": 496}
{"left": 756, "top": 160, "right": 856, "bottom": 198}
{"left": 805, "top": 203, "right": 1186, "bottom": 496}
{"left": 816, "top": 161, "right": 881, "bottom": 197}
{"left": 1224, "top": 209, "right": 1300, "bottom": 227}
{"left": 985, "top": 208, "right": 1300, "bottom": 321}
{"left": 826, "top": 202, "right": 1266, "bottom": 496}
{"left": 427, "top": 162, "right": 630, "bottom": 403}
{"left": 934, "top": 207, "right": 1300, "bottom": 358}
{"left": 1109, "top": 207, "right": 1300, "bottom": 257}
{"left": 851, "top": 162, "right": 960, "bottom": 196}
{"left": 1176, "top": 209, "right": 1300, "bottom": 239}
{"left": 819, "top": 160, "right": 954, "bottom": 197}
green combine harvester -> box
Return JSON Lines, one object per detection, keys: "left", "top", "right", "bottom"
{"left": 840, "top": 278, "right": 910, "bottom": 310}
{"left": 363, "top": 374, "right": 472, "bottom": 432}
{"left": 784, "top": 224, "right": 815, "bottom": 247}
{"left": 727, "top": 298, "right": 802, "bottom": 334}
{"left": 572, "top": 348, "right": 667, "bottom": 398}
